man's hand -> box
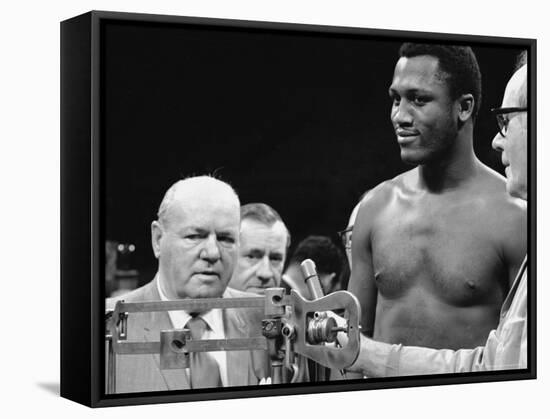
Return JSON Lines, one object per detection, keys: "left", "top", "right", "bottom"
{"left": 324, "top": 310, "right": 350, "bottom": 346}
{"left": 323, "top": 311, "right": 367, "bottom": 376}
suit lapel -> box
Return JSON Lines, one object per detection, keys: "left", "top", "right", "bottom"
{"left": 140, "top": 279, "right": 191, "bottom": 390}
{"left": 224, "top": 307, "right": 251, "bottom": 386}
{"left": 133, "top": 283, "right": 261, "bottom": 389}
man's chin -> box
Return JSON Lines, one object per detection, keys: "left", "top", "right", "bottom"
{"left": 177, "top": 283, "right": 226, "bottom": 300}
{"left": 244, "top": 286, "right": 268, "bottom": 295}
{"left": 400, "top": 147, "right": 441, "bottom": 166}
{"left": 400, "top": 149, "right": 424, "bottom": 166}
{"left": 507, "top": 178, "right": 527, "bottom": 200}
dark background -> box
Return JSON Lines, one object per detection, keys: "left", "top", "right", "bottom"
{"left": 102, "top": 19, "right": 523, "bottom": 286}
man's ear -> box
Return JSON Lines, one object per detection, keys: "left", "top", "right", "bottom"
{"left": 151, "top": 221, "right": 163, "bottom": 259}
{"left": 457, "top": 93, "right": 475, "bottom": 122}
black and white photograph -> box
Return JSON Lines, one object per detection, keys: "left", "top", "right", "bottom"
{"left": 60, "top": 10, "right": 535, "bottom": 407}
{"left": 5, "top": 1, "right": 548, "bottom": 418}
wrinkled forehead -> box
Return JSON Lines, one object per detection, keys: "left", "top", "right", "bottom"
{"left": 182, "top": 197, "right": 240, "bottom": 219}
{"left": 240, "top": 219, "right": 289, "bottom": 248}
{"left": 167, "top": 186, "right": 240, "bottom": 228}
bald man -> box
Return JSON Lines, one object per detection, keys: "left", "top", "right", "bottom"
{"left": 106, "top": 176, "right": 270, "bottom": 393}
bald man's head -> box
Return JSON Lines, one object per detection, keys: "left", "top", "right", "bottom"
{"left": 151, "top": 176, "right": 241, "bottom": 300}
{"left": 491, "top": 64, "right": 528, "bottom": 200}
{"left": 157, "top": 176, "right": 240, "bottom": 229}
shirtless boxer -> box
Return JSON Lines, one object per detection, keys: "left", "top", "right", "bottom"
{"left": 348, "top": 44, "right": 526, "bottom": 350}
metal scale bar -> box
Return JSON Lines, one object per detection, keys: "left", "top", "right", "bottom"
{"left": 115, "top": 295, "right": 290, "bottom": 314}
{"left": 105, "top": 260, "right": 361, "bottom": 393}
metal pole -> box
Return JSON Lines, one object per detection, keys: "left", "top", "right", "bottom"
{"left": 106, "top": 336, "right": 116, "bottom": 394}
{"left": 301, "top": 259, "right": 324, "bottom": 300}
{"left": 271, "top": 360, "right": 283, "bottom": 384}
{"left": 300, "top": 259, "right": 329, "bottom": 380}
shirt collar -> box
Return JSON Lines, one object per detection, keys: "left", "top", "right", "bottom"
{"left": 156, "top": 274, "right": 224, "bottom": 334}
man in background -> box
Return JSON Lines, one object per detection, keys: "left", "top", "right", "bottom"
{"left": 282, "top": 235, "right": 347, "bottom": 299}
{"left": 229, "top": 203, "right": 290, "bottom": 295}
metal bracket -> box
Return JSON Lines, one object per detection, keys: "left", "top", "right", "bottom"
{"left": 288, "top": 290, "right": 361, "bottom": 370}
{"left": 105, "top": 282, "right": 361, "bottom": 392}
{"left": 160, "top": 329, "right": 191, "bottom": 369}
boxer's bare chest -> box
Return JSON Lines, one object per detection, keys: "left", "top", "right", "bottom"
{"left": 371, "top": 193, "right": 506, "bottom": 306}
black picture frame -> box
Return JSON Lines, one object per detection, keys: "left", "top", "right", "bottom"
{"left": 61, "top": 10, "right": 536, "bottom": 408}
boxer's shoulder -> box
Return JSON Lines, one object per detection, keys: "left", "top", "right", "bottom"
{"left": 360, "top": 170, "right": 412, "bottom": 209}
{"left": 354, "top": 171, "right": 416, "bottom": 237}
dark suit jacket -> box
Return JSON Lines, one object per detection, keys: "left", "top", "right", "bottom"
{"left": 106, "top": 278, "right": 270, "bottom": 393}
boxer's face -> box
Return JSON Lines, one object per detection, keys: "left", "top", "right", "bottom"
{"left": 492, "top": 65, "right": 528, "bottom": 199}
{"left": 389, "top": 55, "right": 459, "bottom": 165}
{"left": 230, "top": 219, "right": 288, "bottom": 295}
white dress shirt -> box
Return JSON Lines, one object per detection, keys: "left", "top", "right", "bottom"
{"left": 156, "top": 276, "right": 229, "bottom": 386}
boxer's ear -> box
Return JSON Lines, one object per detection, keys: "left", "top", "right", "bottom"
{"left": 457, "top": 93, "right": 475, "bottom": 122}
{"left": 151, "top": 220, "right": 163, "bottom": 259}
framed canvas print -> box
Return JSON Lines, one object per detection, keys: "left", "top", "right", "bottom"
{"left": 61, "top": 10, "right": 536, "bottom": 408}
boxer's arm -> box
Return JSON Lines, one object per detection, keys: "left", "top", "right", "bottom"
{"left": 344, "top": 200, "right": 378, "bottom": 379}
{"left": 347, "top": 199, "right": 378, "bottom": 337}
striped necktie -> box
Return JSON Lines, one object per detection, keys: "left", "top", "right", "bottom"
{"left": 185, "top": 316, "right": 222, "bottom": 388}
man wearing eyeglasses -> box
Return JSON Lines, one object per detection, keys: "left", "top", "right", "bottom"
{"left": 318, "top": 52, "right": 529, "bottom": 376}
{"left": 347, "top": 44, "right": 527, "bottom": 358}
{"left": 491, "top": 86, "right": 528, "bottom": 199}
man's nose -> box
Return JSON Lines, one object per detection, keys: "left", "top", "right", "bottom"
{"left": 200, "top": 234, "right": 221, "bottom": 262}
{"left": 256, "top": 256, "right": 274, "bottom": 282}
{"left": 392, "top": 101, "right": 413, "bottom": 126}
{"left": 492, "top": 131, "right": 504, "bottom": 152}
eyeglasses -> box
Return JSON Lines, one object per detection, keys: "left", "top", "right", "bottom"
{"left": 490, "top": 107, "right": 528, "bottom": 137}
{"left": 337, "top": 226, "right": 353, "bottom": 250}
